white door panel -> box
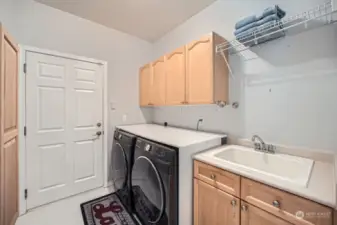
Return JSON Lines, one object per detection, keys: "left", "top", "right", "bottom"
{"left": 26, "top": 52, "right": 103, "bottom": 209}
{"left": 70, "top": 60, "right": 103, "bottom": 193}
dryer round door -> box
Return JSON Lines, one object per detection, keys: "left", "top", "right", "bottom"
{"left": 111, "top": 142, "right": 128, "bottom": 190}
{"left": 131, "top": 156, "right": 165, "bottom": 224}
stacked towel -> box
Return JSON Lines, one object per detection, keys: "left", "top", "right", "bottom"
{"left": 234, "top": 5, "right": 286, "bottom": 47}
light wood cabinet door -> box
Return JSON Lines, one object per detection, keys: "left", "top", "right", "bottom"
{"left": 0, "top": 24, "right": 19, "bottom": 225}
{"left": 152, "top": 57, "right": 166, "bottom": 105}
{"left": 241, "top": 178, "right": 333, "bottom": 225}
{"left": 241, "top": 202, "right": 292, "bottom": 225}
{"left": 194, "top": 179, "right": 240, "bottom": 225}
{"left": 165, "top": 47, "right": 186, "bottom": 105}
{"left": 186, "top": 36, "right": 213, "bottom": 104}
{"left": 139, "top": 63, "right": 152, "bottom": 106}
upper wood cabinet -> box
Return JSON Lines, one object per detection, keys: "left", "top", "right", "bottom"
{"left": 186, "top": 32, "right": 229, "bottom": 105}
{"left": 152, "top": 57, "right": 166, "bottom": 106}
{"left": 139, "top": 64, "right": 152, "bottom": 106}
{"left": 139, "top": 32, "right": 229, "bottom": 107}
{"left": 194, "top": 179, "right": 240, "bottom": 225}
{"left": 165, "top": 47, "right": 186, "bottom": 105}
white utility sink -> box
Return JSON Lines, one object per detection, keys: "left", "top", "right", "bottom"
{"left": 214, "top": 145, "right": 314, "bottom": 187}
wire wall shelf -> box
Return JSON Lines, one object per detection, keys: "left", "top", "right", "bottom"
{"left": 216, "top": 1, "right": 337, "bottom": 56}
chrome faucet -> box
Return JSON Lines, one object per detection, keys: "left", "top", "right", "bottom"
{"left": 252, "top": 135, "right": 275, "bottom": 154}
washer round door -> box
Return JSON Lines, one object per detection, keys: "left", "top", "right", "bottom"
{"left": 111, "top": 141, "right": 128, "bottom": 191}
{"left": 131, "top": 156, "right": 165, "bottom": 224}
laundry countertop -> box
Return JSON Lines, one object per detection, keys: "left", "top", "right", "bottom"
{"left": 116, "top": 124, "right": 226, "bottom": 148}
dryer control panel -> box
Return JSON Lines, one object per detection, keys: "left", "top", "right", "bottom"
{"left": 135, "top": 138, "right": 177, "bottom": 164}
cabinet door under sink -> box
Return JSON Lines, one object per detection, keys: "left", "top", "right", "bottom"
{"left": 194, "top": 179, "right": 240, "bottom": 225}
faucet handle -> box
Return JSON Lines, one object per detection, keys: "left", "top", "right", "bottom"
{"left": 254, "top": 143, "right": 261, "bottom": 150}
{"left": 267, "top": 144, "right": 276, "bottom": 153}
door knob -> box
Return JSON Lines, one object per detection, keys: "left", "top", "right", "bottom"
{"left": 92, "top": 131, "right": 102, "bottom": 140}
{"left": 97, "top": 122, "right": 102, "bottom": 127}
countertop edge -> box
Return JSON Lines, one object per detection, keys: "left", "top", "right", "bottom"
{"left": 117, "top": 124, "right": 226, "bottom": 148}
{"left": 193, "top": 155, "right": 336, "bottom": 209}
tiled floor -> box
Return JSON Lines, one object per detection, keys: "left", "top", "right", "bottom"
{"left": 16, "top": 187, "right": 114, "bottom": 225}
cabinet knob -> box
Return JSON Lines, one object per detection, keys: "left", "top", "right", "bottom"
{"left": 210, "top": 174, "right": 216, "bottom": 180}
{"left": 230, "top": 199, "right": 237, "bottom": 207}
{"left": 241, "top": 205, "right": 248, "bottom": 211}
{"left": 272, "top": 200, "right": 280, "bottom": 208}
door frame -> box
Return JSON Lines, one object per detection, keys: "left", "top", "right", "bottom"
{"left": 18, "top": 46, "right": 109, "bottom": 215}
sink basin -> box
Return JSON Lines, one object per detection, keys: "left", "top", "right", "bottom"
{"left": 214, "top": 145, "right": 314, "bottom": 187}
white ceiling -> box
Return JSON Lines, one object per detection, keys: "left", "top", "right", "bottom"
{"left": 35, "top": 0, "right": 217, "bottom": 42}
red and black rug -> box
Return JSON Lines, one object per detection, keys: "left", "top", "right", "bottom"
{"left": 80, "top": 193, "right": 137, "bottom": 225}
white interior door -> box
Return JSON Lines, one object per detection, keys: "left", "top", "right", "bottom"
{"left": 26, "top": 51, "right": 104, "bottom": 209}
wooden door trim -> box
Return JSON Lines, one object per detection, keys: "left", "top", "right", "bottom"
{"left": 18, "top": 46, "right": 109, "bottom": 215}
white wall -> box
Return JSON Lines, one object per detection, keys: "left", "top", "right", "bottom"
{"left": 1, "top": 0, "right": 336, "bottom": 160}
{"left": 152, "top": 0, "right": 337, "bottom": 151}
{"left": 0, "top": 0, "right": 153, "bottom": 181}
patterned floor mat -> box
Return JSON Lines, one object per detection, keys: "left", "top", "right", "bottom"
{"left": 80, "top": 192, "right": 138, "bottom": 225}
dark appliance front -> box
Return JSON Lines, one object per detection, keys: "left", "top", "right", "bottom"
{"left": 111, "top": 129, "right": 136, "bottom": 212}
{"left": 131, "top": 138, "right": 178, "bottom": 225}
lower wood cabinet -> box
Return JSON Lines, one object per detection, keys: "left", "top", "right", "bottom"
{"left": 193, "top": 160, "right": 333, "bottom": 225}
{"left": 241, "top": 202, "right": 292, "bottom": 225}
{"left": 241, "top": 177, "right": 333, "bottom": 225}
{"left": 194, "top": 179, "right": 240, "bottom": 225}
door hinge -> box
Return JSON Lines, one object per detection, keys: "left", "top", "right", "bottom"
{"left": 24, "top": 126, "right": 27, "bottom": 136}
{"left": 24, "top": 189, "right": 28, "bottom": 199}
{"left": 23, "top": 63, "right": 27, "bottom": 74}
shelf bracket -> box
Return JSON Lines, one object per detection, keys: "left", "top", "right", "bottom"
{"left": 220, "top": 51, "right": 234, "bottom": 79}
